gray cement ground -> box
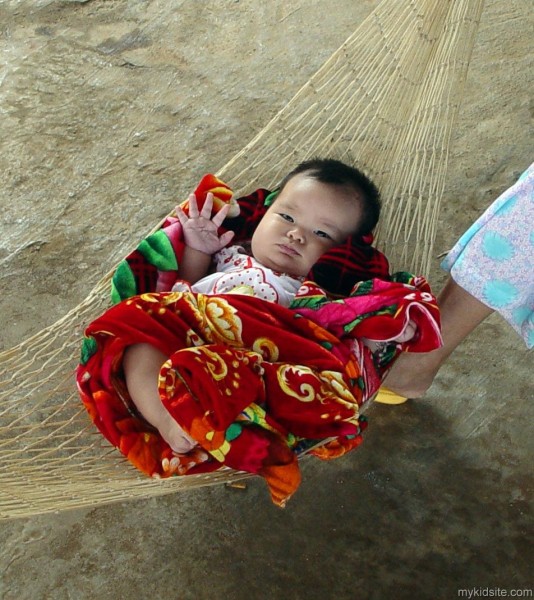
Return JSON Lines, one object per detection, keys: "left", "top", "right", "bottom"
{"left": 0, "top": 1, "right": 532, "bottom": 598}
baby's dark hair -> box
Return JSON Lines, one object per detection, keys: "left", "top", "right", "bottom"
{"left": 279, "top": 157, "right": 381, "bottom": 235}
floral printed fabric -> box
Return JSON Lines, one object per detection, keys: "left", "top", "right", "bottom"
{"left": 77, "top": 276, "right": 441, "bottom": 507}
{"left": 81, "top": 174, "right": 442, "bottom": 506}
{"left": 441, "top": 163, "right": 534, "bottom": 348}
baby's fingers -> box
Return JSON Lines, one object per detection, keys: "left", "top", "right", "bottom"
{"left": 211, "top": 201, "right": 232, "bottom": 227}
{"left": 188, "top": 193, "right": 200, "bottom": 218}
{"left": 174, "top": 203, "right": 189, "bottom": 226}
{"left": 218, "top": 230, "right": 235, "bottom": 247}
{"left": 175, "top": 193, "right": 198, "bottom": 225}
{"left": 199, "top": 192, "right": 214, "bottom": 219}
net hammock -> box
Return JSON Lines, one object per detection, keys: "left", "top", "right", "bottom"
{"left": 0, "top": 0, "right": 485, "bottom": 519}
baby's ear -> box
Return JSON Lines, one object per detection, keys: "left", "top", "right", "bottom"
{"left": 177, "top": 174, "right": 240, "bottom": 218}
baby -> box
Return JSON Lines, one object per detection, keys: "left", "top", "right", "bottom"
{"left": 123, "top": 158, "right": 409, "bottom": 453}
{"left": 171, "top": 158, "right": 381, "bottom": 305}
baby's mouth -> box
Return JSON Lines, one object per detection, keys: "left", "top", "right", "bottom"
{"left": 277, "top": 243, "right": 300, "bottom": 256}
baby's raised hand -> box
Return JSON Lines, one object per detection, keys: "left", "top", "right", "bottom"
{"left": 175, "top": 192, "right": 234, "bottom": 254}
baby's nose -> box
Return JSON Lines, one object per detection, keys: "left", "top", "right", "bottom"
{"left": 287, "top": 227, "right": 305, "bottom": 243}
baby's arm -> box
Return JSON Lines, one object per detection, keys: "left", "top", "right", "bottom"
{"left": 175, "top": 192, "right": 234, "bottom": 284}
{"left": 123, "top": 343, "right": 197, "bottom": 454}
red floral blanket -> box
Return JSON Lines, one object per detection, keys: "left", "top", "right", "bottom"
{"left": 77, "top": 174, "right": 441, "bottom": 506}
{"left": 77, "top": 276, "right": 441, "bottom": 506}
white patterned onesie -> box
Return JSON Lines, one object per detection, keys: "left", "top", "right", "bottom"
{"left": 172, "top": 245, "right": 303, "bottom": 307}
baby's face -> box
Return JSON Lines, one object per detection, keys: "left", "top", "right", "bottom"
{"left": 250, "top": 174, "right": 362, "bottom": 277}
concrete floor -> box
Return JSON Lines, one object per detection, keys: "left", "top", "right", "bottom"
{"left": 0, "top": 1, "right": 532, "bottom": 598}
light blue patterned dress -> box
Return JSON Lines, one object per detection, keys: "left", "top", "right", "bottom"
{"left": 441, "top": 163, "right": 534, "bottom": 348}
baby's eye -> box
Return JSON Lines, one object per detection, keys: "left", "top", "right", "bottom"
{"left": 278, "top": 213, "right": 294, "bottom": 223}
{"left": 314, "top": 230, "right": 332, "bottom": 239}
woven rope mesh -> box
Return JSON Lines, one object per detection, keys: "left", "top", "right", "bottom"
{"left": 0, "top": 0, "right": 485, "bottom": 519}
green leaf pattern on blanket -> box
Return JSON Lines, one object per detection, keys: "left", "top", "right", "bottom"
{"left": 137, "top": 230, "right": 178, "bottom": 271}
{"left": 290, "top": 294, "right": 330, "bottom": 310}
{"left": 79, "top": 335, "right": 98, "bottom": 366}
{"left": 342, "top": 305, "right": 398, "bottom": 335}
{"left": 111, "top": 261, "right": 137, "bottom": 304}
